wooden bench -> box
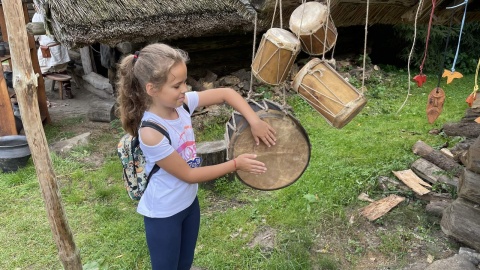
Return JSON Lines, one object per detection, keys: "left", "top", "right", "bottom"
{"left": 44, "top": 73, "right": 71, "bottom": 100}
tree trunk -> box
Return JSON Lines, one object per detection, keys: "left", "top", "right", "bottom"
{"left": 443, "top": 122, "right": 480, "bottom": 138}
{"left": 0, "top": 69, "right": 16, "bottom": 136}
{"left": 410, "top": 158, "right": 459, "bottom": 188}
{"left": 412, "top": 140, "right": 463, "bottom": 177}
{"left": 87, "top": 100, "right": 116, "bottom": 123}
{"left": 458, "top": 168, "right": 480, "bottom": 204}
{"left": 441, "top": 198, "right": 480, "bottom": 252}
{"left": 3, "top": 1, "right": 82, "bottom": 269}
{"left": 196, "top": 140, "right": 234, "bottom": 188}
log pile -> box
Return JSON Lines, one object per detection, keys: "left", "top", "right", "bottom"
{"left": 374, "top": 106, "right": 480, "bottom": 251}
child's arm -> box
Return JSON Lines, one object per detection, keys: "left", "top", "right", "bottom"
{"left": 197, "top": 88, "right": 276, "bottom": 147}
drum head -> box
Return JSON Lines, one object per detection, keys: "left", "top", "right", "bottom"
{"left": 227, "top": 100, "right": 311, "bottom": 190}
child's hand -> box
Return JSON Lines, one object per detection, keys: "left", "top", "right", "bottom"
{"left": 235, "top": 154, "right": 267, "bottom": 174}
{"left": 250, "top": 119, "right": 276, "bottom": 147}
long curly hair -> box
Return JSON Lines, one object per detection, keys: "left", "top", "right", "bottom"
{"left": 116, "top": 43, "right": 189, "bottom": 136}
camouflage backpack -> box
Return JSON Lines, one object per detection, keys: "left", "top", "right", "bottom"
{"left": 117, "top": 121, "right": 171, "bottom": 200}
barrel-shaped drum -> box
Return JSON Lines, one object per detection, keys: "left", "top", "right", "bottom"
{"left": 226, "top": 100, "right": 310, "bottom": 190}
{"left": 292, "top": 58, "right": 367, "bottom": 129}
{"left": 251, "top": 28, "right": 301, "bottom": 85}
{"left": 289, "top": 2, "right": 337, "bottom": 56}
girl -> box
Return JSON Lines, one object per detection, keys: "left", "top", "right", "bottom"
{"left": 116, "top": 43, "right": 276, "bottom": 269}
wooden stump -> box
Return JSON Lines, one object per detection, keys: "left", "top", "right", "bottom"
{"left": 441, "top": 198, "right": 480, "bottom": 251}
{"left": 196, "top": 140, "right": 233, "bottom": 189}
{"left": 458, "top": 168, "right": 480, "bottom": 204}
{"left": 464, "top": 135, "right": 480, "bottom": 174}
{"left": 412, "top": 140, "right": 463, "bottom": 177}
{"left": 87, "top": 100, "right": 116, "bottom": 123}
{"left": 426, "top": 200, "right": 451, "bottom": 217}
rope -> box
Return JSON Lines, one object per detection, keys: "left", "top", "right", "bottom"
{"left": 397, "top": 0, "right": 424, "bottom": 114}
{"left": 447, "top": 0, "right": 468, "bottom": 73}
{"left": 270, "top": 0, "right": 283, "bottom": 29}
{"left": 248, "top": 12, "right": 258, "bottom": 100}
{"left": 419, "top": 0, "right": 436, "bottom": 75}
{"left": 271, "top": 0, "right": 278, "bottom": 29}
{"left": 436, "top": 10, "right": 455, "bottom": 89}
{"left": 361, "top": 0, "right": 370, "bottom": 93}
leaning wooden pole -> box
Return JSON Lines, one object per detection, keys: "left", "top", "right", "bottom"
{"left": 2, "top": 1, "right": 82, "bottom": 269}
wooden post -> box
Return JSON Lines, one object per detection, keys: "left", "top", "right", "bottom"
{"left": 2, "top": 1, "right": 82, "bottom": 269}
{"left": 80, "top": 46, "right": 93, "bottom": 75}
{"left": 0, "top": 65, "right": 16, "bottom": 136}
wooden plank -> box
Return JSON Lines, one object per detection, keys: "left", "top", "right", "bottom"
{"left": 0, "top": 63, "right": 16, "bottom": 135}
{"left": 360, "top": 194, "right": 405, "bottom": 221}
{"left": 393, "top": 169, "right": 431, "bottom": 195}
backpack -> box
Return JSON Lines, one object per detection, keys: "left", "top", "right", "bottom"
{"left": 117, "top": 103, "right": 190, "bottom": 200}
{"left": 117, "top": 121, "right": 171, "bottom": 200}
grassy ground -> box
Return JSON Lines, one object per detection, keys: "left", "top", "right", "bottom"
{"left": 0, "top": 69, "right": 471, "bottom": 269}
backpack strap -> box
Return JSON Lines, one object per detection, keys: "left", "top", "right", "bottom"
{"left": 183, "top": 102, "right": 190, "bottom": 114}
{"left": 139, "top": 121, "right": 171, "bottom": 183}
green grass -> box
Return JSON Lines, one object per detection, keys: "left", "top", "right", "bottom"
{"left": 0, "top": 69, "right": 470, "bottom": 269}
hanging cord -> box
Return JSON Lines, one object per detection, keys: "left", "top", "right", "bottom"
{"left": 419, "top": 0, "right": 436, "bottom": 75}
{"left": 397, "top": 0, "right": 424, "bottom": 114}
{"left": 270, "top": 0, "right": 283, "bottom": 29}
{"left": 322, "top": 0, "right": 332, "bottom": 60}
{"left": 361, "top": 0, "right": 370, "bottom": 93}
{"left": 248, "top": 12, "right": 258, "bottom": 101}
{"left": 468, "top": 58, "right": 480, "bottom": 100}
{"left": 436, "top": 10, "right": 455, "bottom": 89}
{"left": 447, "top": 0, "right": 468, "bottom": 73}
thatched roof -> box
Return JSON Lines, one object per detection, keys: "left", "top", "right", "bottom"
{"left": 33, "top": 0, "right": 480, "bottom": 49}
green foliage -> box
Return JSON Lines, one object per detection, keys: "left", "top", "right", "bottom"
{"left": 394, "top": 22, "right": 480, "bottom": 74}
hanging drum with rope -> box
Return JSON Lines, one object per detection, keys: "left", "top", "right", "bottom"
{"left": 289, "top": 1, "right": 338, "bottom": 56}
{"left": 225, "top": 100, "right": 311, "bottom": 190}
{"left": 292, "top": 58, "right": 367, "bottom": 129}
{"left": 251, "top": 28, "right": 301, "bottom": 85}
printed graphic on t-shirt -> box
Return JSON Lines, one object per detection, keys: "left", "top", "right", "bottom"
{"left": 177, "top": 124, "right": 198, "bottom": 165}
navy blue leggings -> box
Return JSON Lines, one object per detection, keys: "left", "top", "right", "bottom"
{"left": 144, "top": 197, "right": 200, "bottom": 270}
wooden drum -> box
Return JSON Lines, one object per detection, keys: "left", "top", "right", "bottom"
{"left": 289, "top": 2, "right": 337, "bottom": 56}
{"left": 226, "top": 100, "right": 310, "bottom": 190}
{"left": 292, "top": 58, "right": 367, "bottom": 129}
{"left": 251, "top": 28, "right": 301, "bottom": 85}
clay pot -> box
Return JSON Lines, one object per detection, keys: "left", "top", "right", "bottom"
{"left": 0, "top": 135, "right": 31, "bottom": 173}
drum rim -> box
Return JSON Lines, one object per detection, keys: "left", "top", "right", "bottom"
{"left": 226, "top": 99, "right": 312, "bottom": 191}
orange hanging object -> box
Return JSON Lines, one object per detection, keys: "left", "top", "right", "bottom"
{"left": 442, "top": 69, "right": 463, "bottom": 84}
{"left": 426, "top": 87, "right": 446, "bottom": 124}
{"left": 413, "top": 74, "right": 427, "bottom": 87}
{"left": 466, "top": 92, "right": 476, "bottom": 107}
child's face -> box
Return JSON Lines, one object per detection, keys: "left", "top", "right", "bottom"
{"left": 155, "top": 61, "right": 188, "bottom": 109}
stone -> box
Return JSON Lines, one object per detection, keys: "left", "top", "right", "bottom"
{"left": 425, "top": 254, "right": 477, "bottom": 270}
{"left": 50, "top": 132, "right": 91, "bottom": 154}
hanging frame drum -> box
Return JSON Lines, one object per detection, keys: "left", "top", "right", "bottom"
{"left": 225, "top": 100, "right": 311, "bottom": 190}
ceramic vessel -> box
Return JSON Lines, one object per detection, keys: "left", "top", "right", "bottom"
{"left": 0, "top": 135, "right": 31, "bottom": 173}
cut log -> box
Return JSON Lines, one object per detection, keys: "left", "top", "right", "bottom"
{"left": 441, "top": 198, "right": 480, "bottom": 251}
{"left": 80, "top": 80, "right": 113, "bottom": 100}
{"left": 416, "top": 192, "right": 452, "bottom": 202}
{"left": 464, "top": 135, "right": 480, "bottom": 174}
{"left": 412, "top": 140, "right": 463, "bottom": 177}
{"left": 196, "top": 140, "right": 234, "bottom": 188}
{"left": 450, "top": 138, "right": 476, "bottom": 163}
{"left": 426, "top": 200, "right": 452, "bottom": 217}
{"left": 392, "top": 169, "right": 431, "bottom": 195}
{"left": 443, "top": 122, "right": 480, "bottom": 139}
{"left": 87, "top": 100, "right": 116, "bottom": 123}
{"left": 411, "top": 158, "right": 459, "bottom": 188}
{"left": 360, "top": 194, "right": 405, "bottom": 221}
{"left": 82, "top": 72, "right": 114, "bottom": 94}
{"left": 440, "top": 148, "right": 454, "bottom": 159}
{"left": 458, "top": 168, "right": 480, "bottom": 204}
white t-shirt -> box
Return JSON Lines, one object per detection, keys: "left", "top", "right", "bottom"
{"left": 32, "top": 13, "right": 71, "bottom": 73}
{"left": 137, "top": 91, "right": 200, "bottom": 218}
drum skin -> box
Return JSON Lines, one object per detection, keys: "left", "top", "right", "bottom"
{"left": 226, "top": 100, "right": 311, "bottom": 190}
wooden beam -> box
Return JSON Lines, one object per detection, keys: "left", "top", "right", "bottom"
{"left": 2, "top": 0, "right": 82, "bottom": 269}
{"left": 80, "top": 46, "right": 93, "bottom": 75}
{"left": 0, "top": 62, "right": 16, "bottom": 136}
